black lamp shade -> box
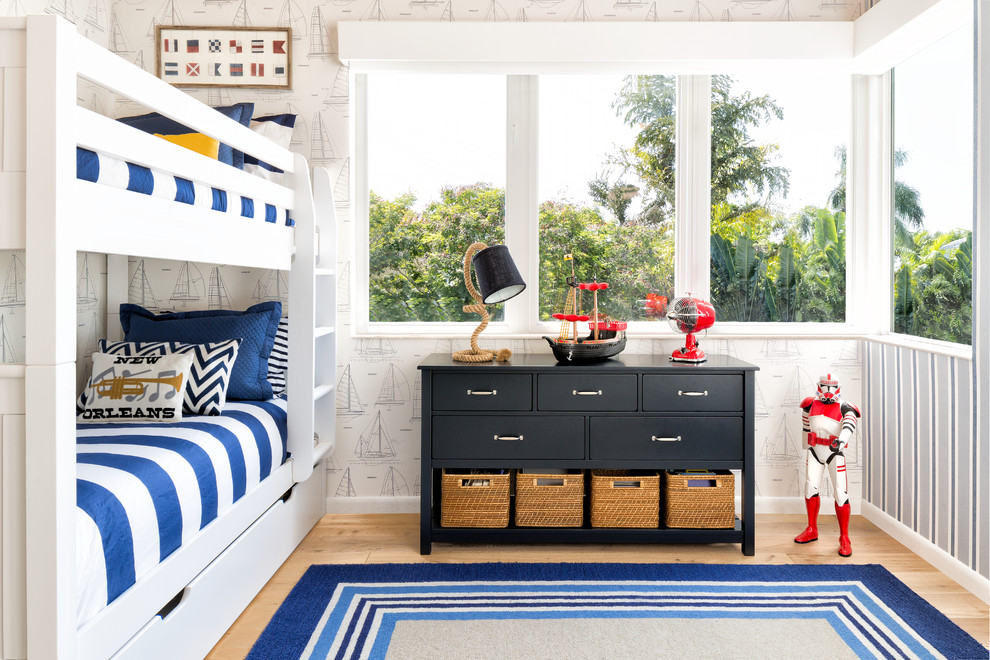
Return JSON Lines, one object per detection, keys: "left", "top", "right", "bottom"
{"left": 472, "top": 244, "right": 526, "bottom": 304}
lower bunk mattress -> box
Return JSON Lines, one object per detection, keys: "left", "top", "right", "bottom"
{"left": 74, "top": 398, "right": 288, "bottom": 628}
{"left": 76, "top": 148, "right": 294, "bottom": 227}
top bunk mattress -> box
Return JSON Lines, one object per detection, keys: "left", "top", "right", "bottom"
{"left": 77, "top": 148, "right": 295, "bottom": 227}
{"left": 74, "top": 398, "right": 288, "bottom": 628}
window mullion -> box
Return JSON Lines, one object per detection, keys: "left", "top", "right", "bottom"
{"left": 847, "top": 72, "right": 892, "bottom": 334}
{"left": 504, "top": 74, "right": 539, "bottom": 334}
{"left": 675, "top": 74, "right": 712, "bottom": 301}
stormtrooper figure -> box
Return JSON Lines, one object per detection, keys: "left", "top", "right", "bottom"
{"left": 794, "top": 373, "right": 861, "bottom": 557}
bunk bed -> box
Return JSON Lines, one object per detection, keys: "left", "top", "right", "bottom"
{"left": 0, "top": 15, "right": 337, "bottom": 660}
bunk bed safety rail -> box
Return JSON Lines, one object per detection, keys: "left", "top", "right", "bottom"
{"left": 75, "top": 108, "right": 295, "bottom": 209}
{"left": 72, "top": 32, "right": 295, "bottom": 174}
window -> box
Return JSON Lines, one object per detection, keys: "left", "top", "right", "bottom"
{"left": 891, "top": 23, "right": 974, "bottom": 345}
{"left": 359, "top": 71, "right": 853, "bottom": 333}
{"left": 538, "top": 75, "right": 675, "bottom": 324}
{"left": 709, "top": 73, "right": 850, "bottom": 323}
{"left": 365, "top": 73, "right": 506, "bottom": 323}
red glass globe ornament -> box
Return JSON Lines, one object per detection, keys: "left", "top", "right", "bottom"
{"left": 667, "top": 296, "right": 716, "bottom": 363}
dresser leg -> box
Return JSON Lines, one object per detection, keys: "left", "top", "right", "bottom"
{"left": 743, "top": 525, "right": 755, "bottom": 556}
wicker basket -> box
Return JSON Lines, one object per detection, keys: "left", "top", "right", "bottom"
{"left": 514, "top": 471, "right": 584, "bottom": 527}
{"left": 590, "top": 470, "right": 660, "bottom": 528}
{"left": 440, "top": 470, "right": 510, "bottom": 528}
{"left": 664, "top": 470, "right": 735, "bottom": 529}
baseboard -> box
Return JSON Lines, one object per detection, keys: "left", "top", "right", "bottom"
{"left": 862, "top": 501, "right": 990, "bottom": 604}
{"left": 326, "top": 495, "right": 419, "bottom": 514}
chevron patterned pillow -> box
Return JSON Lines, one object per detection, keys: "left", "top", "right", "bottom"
{"left": 78, "top": 339, "right": 241, "bottom": 416}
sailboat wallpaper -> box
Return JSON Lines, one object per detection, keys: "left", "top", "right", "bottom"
{"left": 127, "top": 258, "right": 283, "bottom": 316}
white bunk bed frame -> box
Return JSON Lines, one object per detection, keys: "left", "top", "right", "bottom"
{"left": 0, "top": 15, "right": 337, "bottom": 660}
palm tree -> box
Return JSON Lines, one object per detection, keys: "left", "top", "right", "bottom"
{"left": 826, "top": 145, "right": 925, "bottom": 247}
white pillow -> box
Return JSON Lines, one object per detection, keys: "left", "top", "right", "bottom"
{"left": 78, "top": 352, "right": 193, "bottom": 423}
{"left": 243, "top": 114, "right": 296, "bottom": 182}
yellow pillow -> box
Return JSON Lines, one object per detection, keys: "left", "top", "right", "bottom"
{"left": 154, "top": 132, "right": 220, "bottom": 160}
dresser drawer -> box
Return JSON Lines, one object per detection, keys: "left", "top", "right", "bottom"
{"left": 537, "top": 374, "right": 637, "bottom": 412}
{"left": 643, "top": 375, "right": 742, "bottom": 412}
{"left": 433, "top": 415, "right": 584, "bottom": 459}
{"left": 432, "top": 374, "right": 532, "bottom": 411}
{"left": 590, "top": 417, "right": 742, "bottom": 460}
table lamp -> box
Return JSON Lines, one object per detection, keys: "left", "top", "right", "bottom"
{"left": 452, "top": 242, "right": 526, "bottom": 362}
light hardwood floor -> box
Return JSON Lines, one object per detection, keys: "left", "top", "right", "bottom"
{"left": 207, "top": 513, "right": 989, "bottom": 658}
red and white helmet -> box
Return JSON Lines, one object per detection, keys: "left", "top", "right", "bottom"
{"left": 817, "top": 373, "right": 841, "bottom": 402}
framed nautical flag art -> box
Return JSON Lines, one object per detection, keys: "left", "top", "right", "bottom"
{"left": 155, "top": 26, "right": 292, "bottom": 89}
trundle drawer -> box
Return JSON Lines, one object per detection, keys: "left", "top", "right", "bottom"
{"left": 432, "top": 373, "right": 532, "bottom": 411}
{"left": 590, "top": 417, "right": 743, "bottom": 460}
{"left": 537, "top": 374, "right": 637, "bottom": 411}
{"left": 433, "top": 415, "right": 584, "bottom": 459}
{"left": 643, "top": 374, "right": 742, "bottom": 412}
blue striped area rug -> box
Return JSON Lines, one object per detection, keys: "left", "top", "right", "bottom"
{"left": 247, "top": 563, "right": 988, "bottom": 660}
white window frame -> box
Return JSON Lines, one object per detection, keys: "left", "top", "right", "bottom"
{"left": 354, "top": 71, "right": 858, "bottom": 338}
{"left": 882, "top": 18, "right": 976, "bottom": 357}
{"left": 343, "top": 1, "right": 973, "bottom": 349}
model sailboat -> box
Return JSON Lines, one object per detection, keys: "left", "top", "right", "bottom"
{"left": 543, "top": 253, "right": 627, "bottom": 362}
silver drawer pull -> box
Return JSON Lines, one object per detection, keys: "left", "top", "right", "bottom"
{"left": 573, "top": 389, "right": 603, "bottom": 396}
{"left": 652, "top": 435, "right": 682, "bottom": 442}
{"left": 678, "top": 390, "right": 709, "bottom": 397}
{"left": 467, "top": 389, "right": 497, "bottom": 396}
{"left": 494, "top": 435, "right": 524, "bottom": 441}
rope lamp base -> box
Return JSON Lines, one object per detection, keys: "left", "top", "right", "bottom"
{"left": 452, "top": 347, "right": 513, "bottom": 363}
{"left": 451, "top": 242, "right": 514, "bottom": 364}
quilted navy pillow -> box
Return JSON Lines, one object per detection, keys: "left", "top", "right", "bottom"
{"left": 78, "top": 339, "right": 241, "bottom": 415}
{"left": 120, "top": 302, "right": 280, "bottom": 401}
{"left": 118, "top": 102, "right": 255, "bottom": 169}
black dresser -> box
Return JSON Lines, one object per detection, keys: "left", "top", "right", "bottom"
{"left": 418, "top": 352, "right": 759, "bottom": 555}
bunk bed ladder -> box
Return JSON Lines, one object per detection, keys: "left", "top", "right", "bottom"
{"left": 287, "top": 155, "right": 337, "bottom": 482}
{"left": 311, "top": 165, "right": 337, "bottom": 467}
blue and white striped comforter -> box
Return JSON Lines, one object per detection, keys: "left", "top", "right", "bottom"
{"left": 77, "top": 148, "right": 295, "bottom": 227}
{"left": 75, "top": 398, "right": 288, "bottom": 627}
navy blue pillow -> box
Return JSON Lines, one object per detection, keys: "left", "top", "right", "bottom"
{"left": 228, "top": 102, "right": 254, "bottom": 169}
{"left": 120, "top": 301, "right": 280, "bottom": 401}
{"left": 118, "top": 102, "right": 254, "bottom": 169}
